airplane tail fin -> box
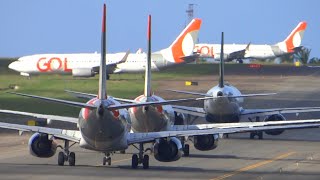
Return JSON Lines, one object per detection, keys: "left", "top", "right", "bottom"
{"left": 219, "top": 32, "right": 224, "bottom": 88}
{"left": 161, "top": 18, "right": 202, "bottom": 64}
{"left": 98, "top": 4, "right": 107, "bottom": 100}
{"left": 144, "top": 15, "right": 152, "bottom": 97}
{"left": 276, "top": 21, "right": 307, "bottom": 53}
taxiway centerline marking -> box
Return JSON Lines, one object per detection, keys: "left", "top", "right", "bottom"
{"left": 210, "top": 151, "right": 296, "bottom": 180}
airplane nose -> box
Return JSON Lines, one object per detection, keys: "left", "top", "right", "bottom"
{"left": 8, "top": 61, "right": 19, "bottom": 71}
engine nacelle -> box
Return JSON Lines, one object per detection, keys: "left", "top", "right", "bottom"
{"left": 193, "top": 134, "right": 219, "bottom": 151}
{"left": 72, "top": 68, "right": 95, "bottom": 77}
{"left": 264, "top": 114, "right": 286, "bottom": 136}
{"left": 153, "top": 137, "right": 182, "bottom": 162}
{"left": 28, "top": 133, "right": 57, "bottom": 158}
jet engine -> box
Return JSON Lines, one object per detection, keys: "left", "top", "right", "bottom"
{"left": 153, "top": 137, "right": 183, "bottom": 162}
{"left": 193, "top": 134, "right": 219, "bottom": 151}
{"left": 28, "top": 133, "right": 57, "bottom": 158}
{"left": 264, "top": 114, "right": 286, "bottom": 136}
{"left": 72, "top": 68, "right": 95, "bottom": 77}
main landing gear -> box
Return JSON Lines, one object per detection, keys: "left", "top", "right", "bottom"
{"left": 248, "top": 116, "right": 263, "bottom": 139}
{"left": 180, "top": 137, "right": 190, "bottom": 157}
{"left": 132, "top": 143, "right": 149, "bottom": 169}
{"left": 102, "top": 152, "right": 112, "bottom": 166}
{"left": 58, "top": 140, "right": 76, "bottom": 166}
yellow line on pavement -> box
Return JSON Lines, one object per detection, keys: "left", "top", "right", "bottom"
{"left": 210, "top": 151, "right": 296, "bottom": 180}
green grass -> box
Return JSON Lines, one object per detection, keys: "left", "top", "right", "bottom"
{"left": 0, "top": 61, "right": 296, "bottom": 116}
{"left": 0, "top": 63, "right": 217, "bottom": 116}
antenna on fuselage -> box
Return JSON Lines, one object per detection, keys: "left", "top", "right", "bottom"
{"left": 144, "top": 15, "right": 152, "bottom": 97}
{"left": 218, "top": 32, "right": 224, "bottom": 88}
{"left": 98, "top": 4, "right": 107, "bottom": 100}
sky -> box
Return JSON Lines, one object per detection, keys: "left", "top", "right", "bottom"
{"left": 0, "top": 0, "right": 319, "bottom": 58}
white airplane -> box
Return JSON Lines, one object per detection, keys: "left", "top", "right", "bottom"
{"left": 8, "top": 17, "right": 201, "bottom": 79}
{"left": 195, "top": 21, "right": 307, "bottom": 63}
{"left": 2, "top": 6, "right": 320, "bottom": 169}
{"left": 168, "top": 32, "right": 320, "bottom": 140}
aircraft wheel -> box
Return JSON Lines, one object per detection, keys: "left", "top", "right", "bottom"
{"left": 183, "top": 144, "right": 190, "bottom": 157}
{"left": 107, "top": 157, "right": 111, "bottom": 166}
{"left": 68, "top": 152, "right": 76, "bottom": 166}
{"left": 258, "top": 131, "right": 263, "bottom": 139}
{"left": 132, "top": 154, "right": 139, "bottom": 169}
{"left": 103, "top": 157, "right": 107, "bottom": 166}
{"left": 250, "top": 132, "right": 255, "bottom": 139}
{"left": 58, "top": 152, "right": 65, "bottom": 166}
{"left": 142, "top": 155, "right": 149, "bottom": 169}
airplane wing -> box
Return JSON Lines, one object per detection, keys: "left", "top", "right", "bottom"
{"left": 179, "top": 53, "right": 200, "bottom": 63}
{"left": 65, "top": 89, "right": 136, "bottom": 103}
{"left": 171, "top": 119, "right": 320, "bottom": 130}
{"left": 167, "top": 89, "right": 276, "bottom": 98}
{"left": 0, "top": 122, "right": 81, "bottom": 142}
{"left": 106, "top": 96, "right": 216, "bottom": 111}
{"left": 8, "top": 92, "right": 220, "bottom": 111}
{"left": 172, "top": 105, "right": 320, "bottom": 119}
{"left": 166, "top": 89, "right": 208, "bottom": 96}
{"left": 92, "top": 50, "right": 130, "bottom": 74}
{"left": 241, "top": 107, "right": 320, "bottom": 119}
{"left": 0, "top": 116, "right": 320, "bottom": 146}
{"left": 172, "top": 105, "right": 206, "bottom": 117}
{"left": 64, "top": 90, "right": 96, "bottom": 100}
{"left": 0, "top": 109, "right": 78, "bottom": 124}
{"left": 127, "top": 119, "right": 320, "bottom": 144}
{"left": 225, "top": 43, "right": 251, "bottom": 61}
{"left": 8, "top": 92, "right": 97, "bottom": 109}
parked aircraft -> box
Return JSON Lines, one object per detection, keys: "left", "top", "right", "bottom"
{"left": 169, "top": 32, "right": 320, "bottom": 139}
{"left": 8, "top": 16, "right": 201, "bottom": 79}
{"left": 195, "top": 22, "right": 307, "bottom": 63}
{"left": 2, "top": 6, "right": 320, "bottom": 169}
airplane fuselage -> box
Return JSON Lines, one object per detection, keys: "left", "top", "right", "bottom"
{"left": 129, "top": 95, "right": 175, "bottom": 132}
{"left": 195, "top": 44, "right": 287, "bottom": 60}
{"left": 204, "top": 84, "right": 243, "bottom": 123}
{"left": 78, "top": 97, "right": 130, "bottom": 152}
{"left": 8, "top": 52, "right": 177, "bottom": 76}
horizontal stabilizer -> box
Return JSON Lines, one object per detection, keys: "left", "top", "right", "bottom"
{"left": 107, "top": 96, "right": 219, "bottom": 111}
{"left": 8, "top": 92, "right": 97, "bottom": 109}
{"left": 0, "top": 109, "right": 78, "bottom": 124}
{"left": 166, "top": 89, "right": 208, "bottom": 96}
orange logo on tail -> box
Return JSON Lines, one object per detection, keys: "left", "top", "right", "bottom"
{"left": 284, "top": 22, "right": 307, "bottom": 52}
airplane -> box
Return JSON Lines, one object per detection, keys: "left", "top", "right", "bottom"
{"left": 64, "top": 15, "right": 204, "bottom": 156}
{"left": 195, "top": 21, "right": 307, "bottom": 63}
{"left": 8, "top": 16, "right": 202, "bottom": 79}
{"left": 2, "top": 5, "right": 320, "bottom": 169}
{"left": 168, "top": 31, "right": 320, "bottom": 140}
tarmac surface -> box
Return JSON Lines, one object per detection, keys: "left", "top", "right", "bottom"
{"left": 1, "top": 65, "right": 320, "bottom": 180}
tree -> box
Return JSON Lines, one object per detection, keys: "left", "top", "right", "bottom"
{"left": 294, "top": 47, "right": 311, "bottom": 64}
{"left": 309, "top": 57, "right": 320, "bottom": 64}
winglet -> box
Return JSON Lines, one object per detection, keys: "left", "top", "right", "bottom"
{"left": 161, "top": 18, "right": 202, "bottom": 64}
{"left": 118, "top": 50, "right": 130, "bottom": 64}
{"left": 144, "top": 15, "right": 152, "bottom": 97}
{"left": 218, "top": 32, "right": 224, "bottom": 88}
{"left": 277, "top": 21, "right": 307, "bottom": 53}
{"left": 98, "top": 4, "right": 107, "bottom": 100}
